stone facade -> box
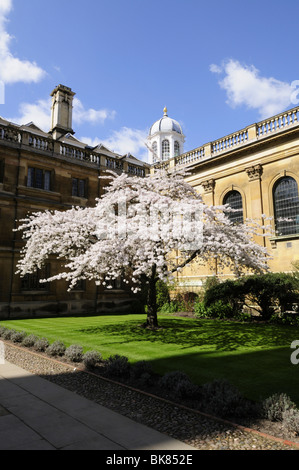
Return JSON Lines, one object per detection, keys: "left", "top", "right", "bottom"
{"left": 0, "top": 85, "right": 149, "bottom": 319}
{"left": 152, "top": 106, "right": 299, "bottom": 291}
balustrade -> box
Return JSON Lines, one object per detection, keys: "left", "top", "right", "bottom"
{"left": 257, "top": 107, "right": 299, "bottom": 138}
{"left": 0, "top": 125, "right": 21, "bottom": 144}
{"left": 212, "top": 128, "right": 248, "bottom": 154}
{"left": 28, "top": 135, "right": 52, "bottom": 151}
{"left": 175, "top": 146, "right": 205, "bottom": 166}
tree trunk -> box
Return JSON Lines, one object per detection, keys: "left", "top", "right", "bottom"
{"left": 146, "top": 265, "right": 158, "bottom": 328}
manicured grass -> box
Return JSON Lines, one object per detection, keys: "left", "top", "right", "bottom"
{"left": 1, "top": 314, "right": 299, "bottom": 405}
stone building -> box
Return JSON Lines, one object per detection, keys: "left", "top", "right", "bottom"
{"left": 1, "top": 85, "right": 298, "bottom": 318}
{"left": 0, "top": 85, "right": 149, "bottom": 318}
{"left": 150, "top": 106, "right": 299, "bottom": 291}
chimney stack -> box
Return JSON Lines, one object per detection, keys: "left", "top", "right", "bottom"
{"left": 50, "top": 85, "right": 76, "bottom": 140}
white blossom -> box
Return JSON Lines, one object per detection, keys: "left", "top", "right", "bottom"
{"left": 15, "top": 169, "right": 271, "bottom": 293}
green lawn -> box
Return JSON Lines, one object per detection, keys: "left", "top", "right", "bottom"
{"left": 1, "top": 314, "right": 299, "bottom": 405}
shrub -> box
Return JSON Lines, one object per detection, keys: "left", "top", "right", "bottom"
{"left": 201, "top": 379, "right": 258, "bottom": 418}
{"left": 158, "top": 301, "right": 180, "bottom": 314}
{"left": 2, "top": 328, "right": 15, "bottom": 340}
{"left": 194, "top": 300, "right": 235, "bottom": 319}
{"left": 160, "top": 370, "right": 191, "bottom": 391}
{"left": 10, "top": 331, "right": 26, "bottom": 343}
{"left": 131, "top": 360, "right": 153, "bottom": 379}
{"left": 83, "top": 350, "right": 102, "bottom": 370}
{"left": 159, "top": 370, "right": 200, "bottom": 399}
{"left": 156, "top": 280, "right": 170, "bottom": 311}
{"left": 0, "top": 326, "right": 8, "bottom": 337}
{"left": 193, "top": 300, "right": 207, "bottom": 318}
{"left": 282, "top": 408, "right": 299, "bottom": 435}
{"left": 270, "top": 312, "right": 299, "bottom": 326}
{"left": 204, "top": 278, "right": 245, "bottom": 314}
{"left": 65, "top": 344, "right": 83, "bottom": 363}
{"left": 22, "top": 334, "right": 39, "bottom": 348}
{"left": 173, "top": 291, "right": 199, "bottom": 312}
{"left": 104, "top": 355, "right": 131, "bottom": 378}
{"left": 46, "top": 340, "right": 66, "bottom": 357}
{"left": 242, "top": 273, "right": 299, "bottom": 320}
{"left": 262, "top": 393, "right": 296, "bottom": 421}
{"left": 174, "top": 379, "right": 199, "bottom": 399}
{"left": 34, "top": 338, "right": 49, "bottom": 352}
{"left": 203, "top": 273, "right": 299, "bottom": 321}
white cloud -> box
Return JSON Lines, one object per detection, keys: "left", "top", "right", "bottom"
{"left": 11, "top": 98, "right": 51, "bottom": 130}
{"left": 82, "top": 127, "right": 148, "bottom": 160}
{"left": 9, "top": 96, "right": 116, "bottom": 131}
{"left": 0, "top": 0, "right": 46, "bottom": 84}
{"left": 210, "top": 59, "right": 294, "bottom": 118}
{"left": 73, "top": 97, "right": 116, "bottom": 125}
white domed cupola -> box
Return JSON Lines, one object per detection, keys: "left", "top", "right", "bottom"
{"left": 147, "top": 107, "right": 185, "bottom": 164}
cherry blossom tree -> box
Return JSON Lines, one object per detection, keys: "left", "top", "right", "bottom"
{"left": 16, "top": 170, "right": 270, "bottom": 327}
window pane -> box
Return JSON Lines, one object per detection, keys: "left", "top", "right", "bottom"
{"left": 78, "top": 179, "right": 85, "bottom": 198}
{"left": 274, "top": 177, "right": 299, "bottom": 236}
{"left": 21, "top": 265, "right": 50, "bottom": 291}
{"left": 27, "top": 167, "right": 34, "bottom": 187}
{"left": 72, "top": 178, "right": 78, "bottom": 196}
{"left": 174, "top": 141, "right": 180, "bottom": 157}
{"left": 162, "top": 140, "right": 170, "bottom": 159}
{"left": 44, "top": 171, "right": 51, "bottom": 191}
{"left": 224, "top": 191, "right": 244, "bottom": 224}
{"left": 35, "top": 169, "right": 43, "bottom": 189}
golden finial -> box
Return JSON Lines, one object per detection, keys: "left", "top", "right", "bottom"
{"left": 163, "top": 106, "right": 168, "bottom": 116}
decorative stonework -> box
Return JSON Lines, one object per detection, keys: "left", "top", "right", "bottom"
{"left": 246, "top": 164, "right": 263, "bottom": 181}
{"left": 201, "top": 179, "right": 215, "bottom": 193}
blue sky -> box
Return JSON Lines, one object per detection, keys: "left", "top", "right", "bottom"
{"left": 0, "top": 0, "right": 299, "bottom": 160}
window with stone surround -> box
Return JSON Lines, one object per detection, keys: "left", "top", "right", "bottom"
{"left": 223, "top": 190, "right": 244, "bottom": 224}
{"left": 174, "top": 141, "right": 180, "bottom": 157}
{"left": 21, "top": 264, "right": 50, "bottom": 291}
{"left": 27, "top": 167, "right": 52, "bottom": 191}
{"left": 273, "top": 176, "right": 299, "bottom": 236}
{"left": 72, "top": 177, "right": 87, "bottom": 198}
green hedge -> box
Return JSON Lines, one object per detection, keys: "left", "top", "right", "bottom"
{"left": 203, "top": 272, "right": 299, "bottom": 321}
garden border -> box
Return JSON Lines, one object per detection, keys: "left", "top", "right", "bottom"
{"left": 2, "top": 340, "right": 299, "bottom": 450}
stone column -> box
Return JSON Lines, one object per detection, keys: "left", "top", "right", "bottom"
{"left": 245, "top": 164, "right": 265, "bottom": 245}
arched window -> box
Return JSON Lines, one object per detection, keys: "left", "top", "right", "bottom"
{"left": 174, "top": 141, "right": 180, "bottom": 157}
{"left": 223, "top": 190, "right": 244, "bottom": 224}
{"left": 162, "top": 139, "right": 170, "bottom": 160}
{"left": 152, "top": 142, "right": 158, "bottom": 162}
{"left": 273, "top": 176, "right": 299, "bottom": 236}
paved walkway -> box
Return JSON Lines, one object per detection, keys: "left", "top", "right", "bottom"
{"left": 0, "top": 360, "right": 196, "bottom": 450}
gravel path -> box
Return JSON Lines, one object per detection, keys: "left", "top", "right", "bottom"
{"left": 3, "top": 342, "right": 299, "bottom": 451}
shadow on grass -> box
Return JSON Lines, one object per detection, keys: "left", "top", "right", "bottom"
{"left": 78, "top": 317, "right": 297, "bottom": 352}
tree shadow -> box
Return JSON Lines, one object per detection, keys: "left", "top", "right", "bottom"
{"left": 78, "top": 316, "right": 297, "bottom": 352}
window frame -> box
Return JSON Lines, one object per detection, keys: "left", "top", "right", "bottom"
{"left": 27, "top": 167, "right": 52, "bottom": 191}
{"left": 21, "top": 264, "right": 51, "bottom": 292}
{"left": 72, "top": 177, "right": 88, "bottom": 198}
{"left": 174, "top": 141, "right": 180, "bottom": 157}
{"left": 223, "top": 190, "right": 244, "bottom": 225}
{"left": 273, "top": 176, "right": 299, "bottom": 237}
{"left": 162, "top": 139, "right": 170, "bottom": 160}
